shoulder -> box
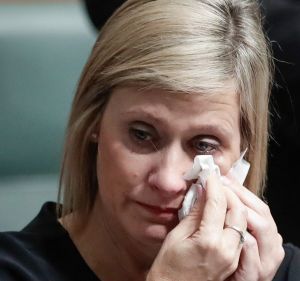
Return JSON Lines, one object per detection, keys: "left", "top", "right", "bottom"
{"left": 0, "top": 202, "right": 99, "bottom": 281}
{"left": 0, "top": 202, "right": 67, "bottom": 280}
{"left": 273, "top": 243, "right": 300, "bottom": 281}
{"left": 0, "top": 230, "right": 41, "bottom": 280}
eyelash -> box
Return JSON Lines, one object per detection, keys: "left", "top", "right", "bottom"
{"left": 190, "top": 138, "right": 218, "bottom": 155}
{"left": 128, "top": 123, "right": 219, "bottom": 155}
{"left": 130, "top": 127, "right": 154, "bottom": 143}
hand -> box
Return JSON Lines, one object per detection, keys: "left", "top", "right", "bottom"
{"left": 147, "top": 173, "right": 248, "bottom": 281}
{"left": 222, "top": 175, "right": 285, "bottom": 281}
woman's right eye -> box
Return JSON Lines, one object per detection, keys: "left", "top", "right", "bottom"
{"left": 130, "top": 127, "right": 153, "bottom": 142}
{"left": 128, "top": 122, "right": 158, "bottom": 149}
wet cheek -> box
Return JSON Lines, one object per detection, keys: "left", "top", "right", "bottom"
{"left": 214, "top": 154, "right": 234, "bottom": 176}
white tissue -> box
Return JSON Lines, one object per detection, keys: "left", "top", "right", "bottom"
{"left": 178, "top": 151, "right": 250, "bottom": 220}
{"left": 178, "top": 155, "right": 220, "bottom": 220}
{"left": 183, "top": 155, "right": 221, "bottom": 186}
{"left": 228, "top": 149, "right": 250, "bottom": 185}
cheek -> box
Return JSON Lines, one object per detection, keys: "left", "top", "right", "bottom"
{"left": 215, "top": 155, "right": 231, "bottom": 175}
{"left": 96, "top": 137, "right": 152, "bottom": 196}
{"left": 215, "top": 132, "right": 241, "bottom": 175}
{"left": 214, "top": 150, "right": 240, "bottom": 176}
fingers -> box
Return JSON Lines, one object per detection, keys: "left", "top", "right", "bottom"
{"left": 221, "top": 175, "right": 285, "bottom": 280}
{"left": 246, "top": 207, "right": 275, "bottom": 240}
{"left": 197, "top": 173, "right": 227, "bottom": 239}
{"left": 171, "top": 173, "right": 233, "bottom": 242}
{"left": 231, "top": 231, "right": 261, "bottom": 281}
{"left": 165, "top": 173, "right": 247, "bottom": 280}
{"left": 222, "top": 186, "right": 247, "bottom": 249}
{"left": 172, "top": 185, "right": 205, "bottom": 241}
{"left": 197, "top": 174, "right": 247, "bottom": 277}
{"left": 222, "top": 173, "right": 270, "bottom": 216}
{"left": 246, "top": 206, "right": 285, "bottom": 277}
{"left": 221, "top": 175, "right": 278, "bottom": 238}
{"left": 179, "top": 173, "right": 247, "bottom": 250}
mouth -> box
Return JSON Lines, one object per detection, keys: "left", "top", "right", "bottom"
{"left": 135, "top": 201, "right": 179, "bottom": 221}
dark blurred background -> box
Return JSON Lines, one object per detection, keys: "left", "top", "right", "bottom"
{"left": 262, "top": 0, "right": 300, "bottom": 248}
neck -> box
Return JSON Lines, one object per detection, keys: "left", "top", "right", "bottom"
{"left": 61, "top": 198, "right": 159, "bottom": 281}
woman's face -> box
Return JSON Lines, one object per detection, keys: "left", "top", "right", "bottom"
{"left": 95, "top": 86, "right": 241, "bottom": 248}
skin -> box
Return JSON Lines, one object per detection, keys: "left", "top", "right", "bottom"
{"left": 64, "top": 86, "right": 284, "bottom": 281}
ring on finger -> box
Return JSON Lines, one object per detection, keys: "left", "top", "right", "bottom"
{"left": 225, "top": 225, "right": 246, "bottom": 244}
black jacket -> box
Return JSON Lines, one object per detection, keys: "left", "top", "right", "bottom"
{"left": 0, "top": 202, "right": 300, "bottom": 281}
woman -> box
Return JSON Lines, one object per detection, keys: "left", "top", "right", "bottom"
{"left": 1, "top": 0, "right": 299, "bottom": 280}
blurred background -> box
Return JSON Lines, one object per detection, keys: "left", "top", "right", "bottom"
{"left": 0, "top": 0, "right": 96, "bottom": 230}
{"left": 0, "top": 0, "right": 299, "bottom": 248}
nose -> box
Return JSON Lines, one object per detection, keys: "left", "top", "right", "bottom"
{"left": 147, "top": 144, "right": 191, "bottom": 197}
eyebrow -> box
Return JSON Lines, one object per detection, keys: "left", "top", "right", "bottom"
{"left": 120, "top": 109, "right": 166, "bottom": 125}
{"left": 195, "top": 123, "right": 234, "bottom": 141}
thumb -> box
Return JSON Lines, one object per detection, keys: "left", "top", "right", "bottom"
{"left": 168, "top": 185, "right": 206, "bottom": 242}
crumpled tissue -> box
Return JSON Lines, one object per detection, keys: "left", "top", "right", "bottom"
{"left": 178, "top": 151, "right": 250, "bottom": 220}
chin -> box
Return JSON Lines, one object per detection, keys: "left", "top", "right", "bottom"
{"left": 138, "top": 222, "right": 176, "bottom": 244}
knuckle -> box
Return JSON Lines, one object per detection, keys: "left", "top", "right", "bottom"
{"left": 221, "top": 250, "right": 236, "bottom": 267}
{"left": 226, "top": 258, "right": 239, "bottom": 275}
{"left": 243, "top": 233, "right": 257, "bottom": 249}
{"left": 279, "top": 250, "right": 285, "bottom": 264}
{"left": 202, "top": 238, "right": 215, "bottom": 250}
{"left": 277, "top": 243, "right": 285, "bottom": 262}
{"left": 260, "top": 203, "right": 271, "bottom": 216}
{"left": 165, "top": 231, "right": 177, "bottom": 245}
{"left": 257, "top": 218, "right": 271, "bottom": 233}
{"left": 165, "top": 229, "right": 179, "bottom": 243}
{"left": 277, "top": 233, "right": 283, "bottom": 245}
{"left": 198, "top": 236, "right": 219, "bottom": 252}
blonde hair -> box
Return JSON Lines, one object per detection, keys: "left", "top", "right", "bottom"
{"left": 59, "top": 0, "right": 273, "bottom": 216}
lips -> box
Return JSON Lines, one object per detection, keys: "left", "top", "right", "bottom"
{"left": 139, "top": 202, "right": 178, "bottom": 213}
{"left": 135, "top": 201, "right": 179, "bottom": 221}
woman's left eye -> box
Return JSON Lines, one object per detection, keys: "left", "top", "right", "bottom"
{"left": 191, "top": 137, "right": 219, "bottom": 154}
{"left": 130, "top": 128, "right": 153, "bottom": 142}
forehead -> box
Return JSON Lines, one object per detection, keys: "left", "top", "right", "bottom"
{"left": 107, "top": 86, "right": 239, "bottom": 116}
{"left": 103, "top": 86, "right": 240, "bottom": 138}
